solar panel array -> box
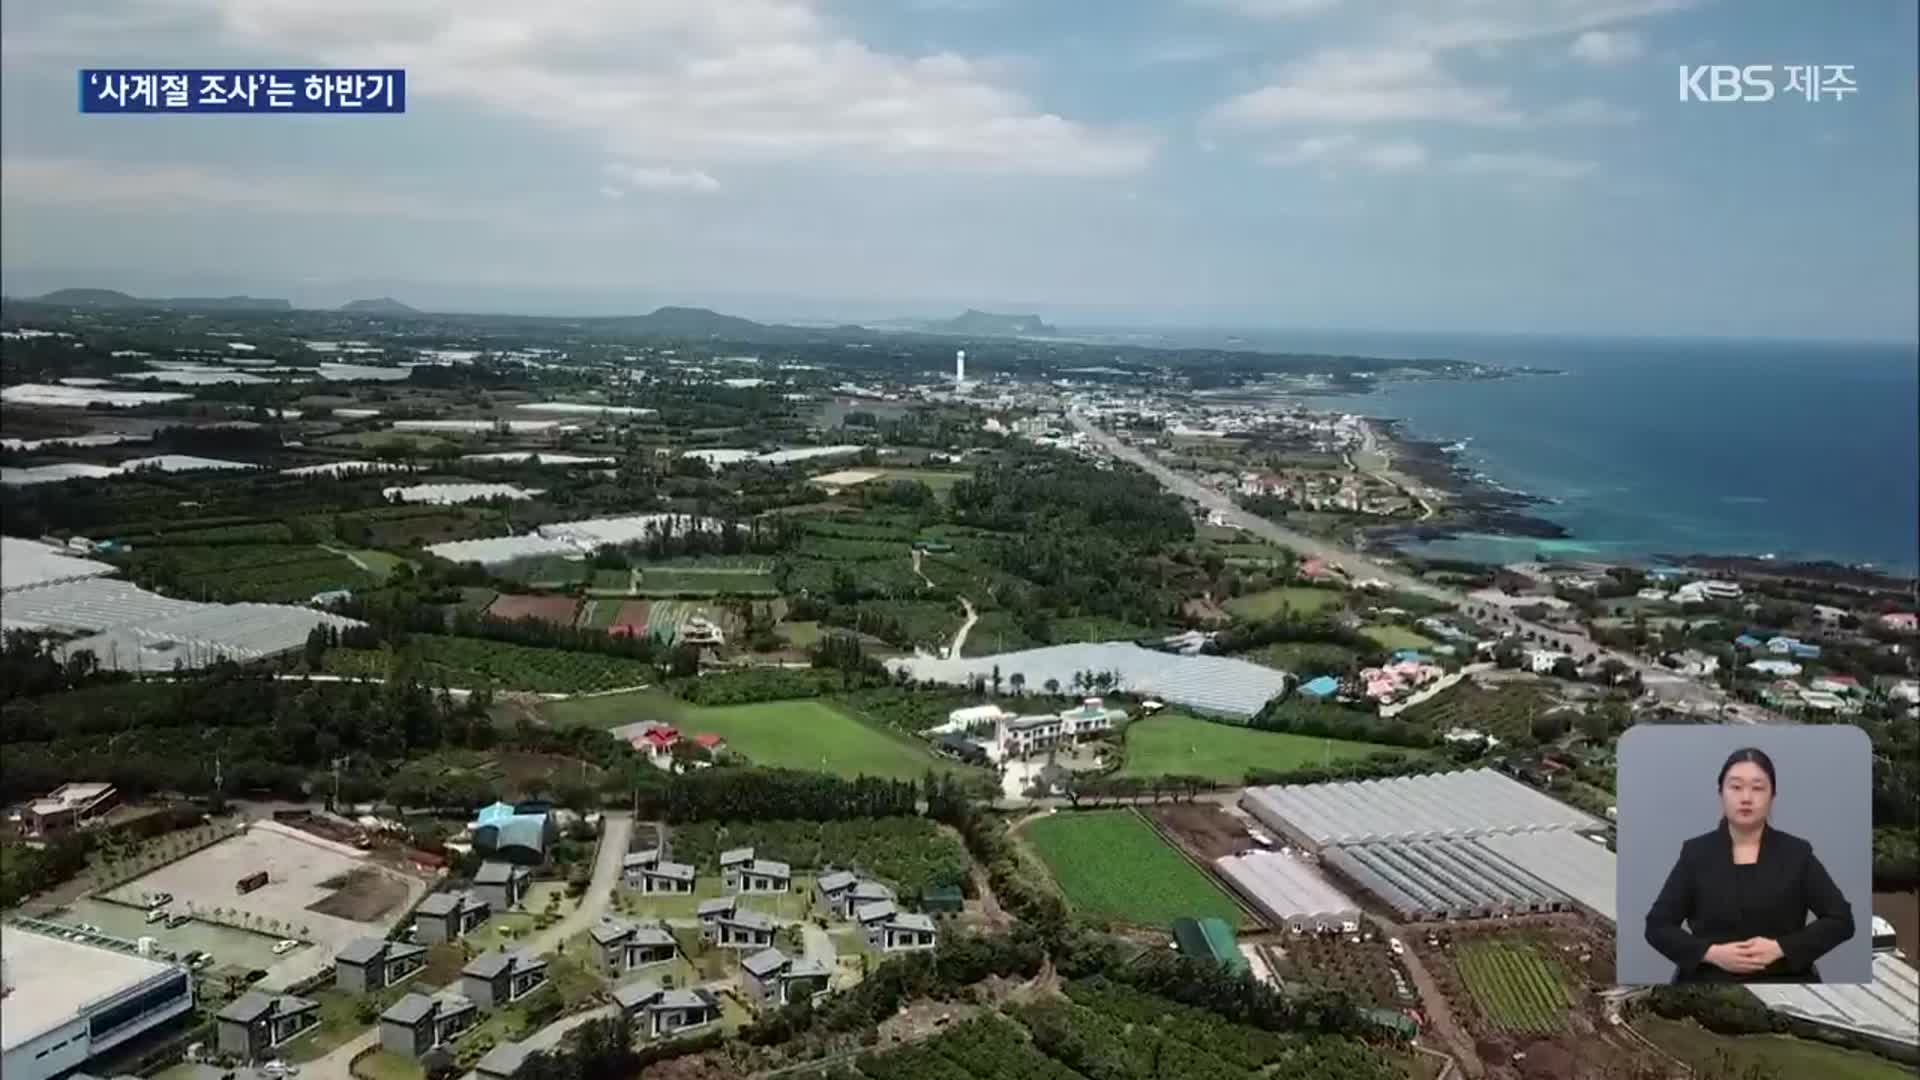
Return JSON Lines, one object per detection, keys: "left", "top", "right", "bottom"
{"left": 888, "top": 642, "right": 1293, "bottom": 719}
{"left": 1213, "top": 851, "right": 1359, "bottom": 929}
{"left": 1240, "top": 769, "right": 1606, "bottom": 848}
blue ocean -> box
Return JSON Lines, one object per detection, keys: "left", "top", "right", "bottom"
{"left": 1083, "top": 329, "right": 1920, "bottom": 576}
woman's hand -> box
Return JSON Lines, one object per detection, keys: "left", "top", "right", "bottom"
{"left": 1739, "top": 937, "right": 1785, "bottom": 967}
{"left": 1703, "top": 941, "right": 1771, "bottom": 974}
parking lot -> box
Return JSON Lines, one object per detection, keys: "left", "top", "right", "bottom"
{"left": 104, "top": 824, "right": 428, "bottom": 989}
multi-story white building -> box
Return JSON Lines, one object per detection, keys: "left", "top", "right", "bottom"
{"left": 995, "top": 698, "right": 1124, "bottom": 759}
{"left": 2, "top": 925, "right": 195, "bottom": 1080}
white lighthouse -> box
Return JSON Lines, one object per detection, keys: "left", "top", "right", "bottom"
{"left": 954, "top": 349, "right": 966, "bottom": 385}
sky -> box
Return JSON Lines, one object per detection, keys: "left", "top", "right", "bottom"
{"left": 1, "top": 0, "right": 1916, "bottom": 340}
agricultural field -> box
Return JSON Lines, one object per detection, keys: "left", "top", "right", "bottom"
{"left": 1047, "top": 615, "right": 1164, "bottom": 643}
{"left": 1271, "top": 935, "right": 1413, "bottom": 1008}
{"left": 1454, "top": 938, "right": 1573, "bottom": 1034}
{"left": 1117, "top": 713, "right": 1408, "bottom": 783}
{"left": 667, "top": 817, "right": 969, "bottom": 899}
{"left": 114, "top": 543, "right": 379, "bottom": 603}
{"left": 1634, "top": 1017, "right": 1917, "bottom": 1080}
{"left": 547, "top": 692, "right": 964, "bottom": 780}
{"left": 1358, "top": 624, "right": 1438, "bottom": 651}
{"left": 492, "top": 553, "right": 590, "bottom": 588}
{"left": 872, "top": 468, "right": 971, "bottom": 494}
{"left": 324, "top": 635, "right": 655, "bottom": 693}
{"left": 1245, "top": 641, "right": 1361, "bottom": 676}
{"left": 1400, "top": 678, "right": 1557, "bottom": 744}
{"left": 776, "top": 620, "right": 823, "bottom": 648}
{"left": 1224, "top": 586, "right": 1345, "bottom": 621}
{"left": 317, "top": 430, "right": 457, "bottom": 452}
{"left": 486, "top": 593, "right": 580, "bottom": 626}
{"left": 634, "top": 565, "right": 777, "bottom": 596}
{"left": 575, "top": 596, "right": 621, "bottom": 630}
{"left": 1021, "top": 809, "right": 1247, "bottom": 927}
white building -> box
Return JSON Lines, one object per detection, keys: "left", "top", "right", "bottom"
{"left": 2, "top": 925, "right": 195, "bottom": 1080}
{"left": 995, "top": 699, "right": 1124, "bottom": 759}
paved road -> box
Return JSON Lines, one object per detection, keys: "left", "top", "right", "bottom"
{"left": 947, "top": 597, "right": 978, "bottom": 660}
{"left": 525, "top": 813, "right": 634, "bottom": 958}
{"left": 1069, "top": 411, "right": 1773, "bottom": 720}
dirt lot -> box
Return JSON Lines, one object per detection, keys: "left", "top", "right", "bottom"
{"left": 1148, "top": 802, "right": 1259, "bottom": 862}
{"left": 1874, "top": 890, "right": 1918, "bottom": 964}
{"left": 487, "top": 592, "right": 581, "bottom": 625}
{"left": 308, "top": 867, "right": 408, "bottom": 921}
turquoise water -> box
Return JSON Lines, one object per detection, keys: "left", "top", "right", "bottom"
{"left": 1104, "top": 329, "right": 1920, "bottom": 574}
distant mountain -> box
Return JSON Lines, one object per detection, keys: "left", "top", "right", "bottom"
{"left": 922, "top": 309, "right": 1056, "bottom": 337}
{"left": 340, "top": 297, "right": 420, "bottom": 315}
{"left": 33, "top": 288, "right": 142, "bottom": 307}
{"left": 29, "top": 288, "right": 291, "bottom": 312}
{"left": 595, "top": 306, "right": 783, "bottom": 339}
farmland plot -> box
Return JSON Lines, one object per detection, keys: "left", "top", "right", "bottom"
{"left": 1021, "top": 809, "right": 1246, "bottom": 927}
{"left": 1455, "top": 939, "right": 1573, "bottom": 1034}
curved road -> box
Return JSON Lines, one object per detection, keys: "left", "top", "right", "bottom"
{"left": 309, "top": 814, "right": 635, "bottom": 1080}
{"left": 1068, "top": 411, "right": 1771, "bottom": 721}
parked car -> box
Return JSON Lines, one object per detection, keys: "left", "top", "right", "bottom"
{"left": 168, "top": 913, "right": 193, "bottom": 928}
{"left": 146, "top": 908, "right": 171, "bottom": 924}
{"left": 271, "top": 939, "right": 300, "bottom": 956}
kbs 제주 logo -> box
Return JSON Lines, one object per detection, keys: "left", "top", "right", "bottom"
{"left": 1679, "top": 65, "right": 1857, "bottom": 103}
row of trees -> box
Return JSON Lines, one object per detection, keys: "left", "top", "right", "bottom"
{"left": 643, "top": 769, "right": 919, "bottom": 823}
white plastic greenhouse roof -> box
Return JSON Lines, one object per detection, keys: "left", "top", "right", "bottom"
{"left": 0, "top": 537, "right": 117, "bottom": 593}
{"left": 1240, "top": 769, "right": 1605, "bottom": 847}
{"left": 61, "top": 604, "right": 362, "bottom": 673}
{"left": 1215, "top": 851, "right": 1358, "bottom": 923}
{"left": 887, "top": 642, "right": 1292, "bottom": 719}
{"left": 1, "top": 577, "right": 204, "bottom": 634}
{"left": 1475, "top": 829, "right": 1618, "bottom": 922}
{"left": 425, "top": 535, "right": 582, "bottom": 566}
{"left": 1749, "top": 954, "right": 1920, "bottom": 1051}
{"left": 384, "top": 483, "right": 540, "bottom": 505}
{"left": 537, "top": 514, "right": 719, "bottom": 550}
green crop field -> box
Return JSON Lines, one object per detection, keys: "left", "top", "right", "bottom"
{"left": 1246, "top": 641, "right": 1360, "bottom": 676}
{"left": 1635, "top": 1017, "right": 1916, "bottom": 1080}
{"left": 1225, "top": 587, "right": 1344, "bottom": 621}
{"left": 115, "top": 543, "right": 378, "bottom": 603}
{"left": 1119, "top": 713, "right": 1406, "bottom": 782}
{"left": 1022, "top": 809, "right": 1247, "bottom": 926}
{"left": 325, "top": 635, "right": 654, "bottom": 694}
{"left": 635, "top": 566, "right": 777, "bottom": 595}
{"left": 1455, "top": 939, "right": 1573, "bottom": 1034}
{"left": 876, "top": 469, "right": 971, "bottom": 494}
{"left": 544, "top": 692, "right": 963, "bottom": 779}
{"left": 1359, "top": 624, "right": 1437, "bottom": 651}
{"left": 1401, "top": 680, "right": 1555, "bottom": 744}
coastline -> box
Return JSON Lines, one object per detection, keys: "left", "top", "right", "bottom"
{"left": 1350, "top": 415, "right": 1918, "bottom": 590}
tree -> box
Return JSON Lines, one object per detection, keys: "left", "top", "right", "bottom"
{"left": 1044, "top": 677, "right": 1061, "bottom": 696}
{"left": 1010, "top": 672, "right": 1026, "bottom": 696}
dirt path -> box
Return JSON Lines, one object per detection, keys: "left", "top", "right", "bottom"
{"left": 1375, "top": 915, "right": 1484, "bottom": 1079}
{"left": 319, "top": 543, "right": 373, "bottom": 573}
{"left": 911, "top": 547, "right": 934, "bottom": 589}
{"left": 947, "top": 596, "right": 977, "bottom": 659}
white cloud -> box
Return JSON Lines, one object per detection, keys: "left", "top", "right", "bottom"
{"left": 602, "top": 163, "right": 720, "bottom": 194}
{"left": 1382, "top": 0, "right": 1691, "bottom": 51}
{"left": 1193, "top": 0, "right": 1344, "bottom": 16}
{"left": 1539, "top": 97, "right": 1637, "bottom": 126}
{"left": 1260, "top": 135, "right": 1426, "bottom": 171}
{"left": 1569, "top": 29, "right": 1644, "bottom": 65}
{"left": 1, "top": 156, "right": 505, "bottom": 220}
{"left": 1448, "top": 151, "right": 1595, "bottom": 181}
{"left": 1212, "top": 47, "right": 1520, "bottom": 127}
{"left": 14, "top": 1, "right": 1154, "bottom": 177}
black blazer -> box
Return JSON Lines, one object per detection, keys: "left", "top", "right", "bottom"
{"left": 1644, "top": 820, "right": 1854, "bottom": 983}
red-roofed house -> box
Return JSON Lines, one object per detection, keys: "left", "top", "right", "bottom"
{"left": 1300, "top": 558, "right": 1334, "bottom": 581}
{"left": 1881, "top": 612, "right": 1917, "bottom": 633}
{"left": 692, "top": 733, "right": 727, "bottom": 754}
{"left": 631, "top": 726, "right": 680, "bottom": 764}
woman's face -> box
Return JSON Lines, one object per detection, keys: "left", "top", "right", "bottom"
{"left": 1720, "top": 761, "right": 1774, "bottom": 828}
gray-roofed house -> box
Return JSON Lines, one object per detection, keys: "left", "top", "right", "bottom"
{"left": 415, "top": 889, "right": 490, "bottom": 944}
{"left": 215, "top": 992, "right": 320, "bottom": 1061}
{"left": 589, "top": 918, "right": 678, "bottom": 974}
{"left": 729, "top": 859, "right": 791, "bottom": 895}
{"left": 840, "top": 880, "right": 894, "bottom": 920}
{"left": 857, "top": 902, "right": 937, "bottom": 952}
{"left": 718, "top": 846, "right": 754, "bottom": 882}
{"left": 475, "top": 1041, "right": 530, "bottom": 1080}
{"left": 379, "top": 991, "right": 479, "bottom": 1058}
{"left": 621, "top": 848, "right": 660, "bottom": 889}
{"left": 696, "top": 896, "right": 736, "bottom": 942}
{"left": 335, "top": 936, "right": 428, "bottom": 994}
{"left": 613, "top": 980, "right": 721, "bottom": 1040}
{"left": 740, "top": 948, "right": 832, "bottom": 1008}
{"left": 813, "top": 870, "right": 857, "bottom": 917}
{"left": 713, "top": 908, "right": 776, "bottom": 950}
{"left": 637, "top": 860, "right": 696, "bottom": 895}
{"left": 460, "top": 950, "right": 550, "bottom": 1008}
{"left": 473, "top": 861, "right": 531, "bottom": 911}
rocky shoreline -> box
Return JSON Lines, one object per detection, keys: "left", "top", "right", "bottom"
{"left": 1365, "top": 420, "right": 1571, "bottom": 545}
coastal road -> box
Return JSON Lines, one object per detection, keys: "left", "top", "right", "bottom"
{"left": 1068, "top": 411, "right": 1764, "bottom": 717}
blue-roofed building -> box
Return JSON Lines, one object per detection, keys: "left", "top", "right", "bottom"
{"left": 1391, "top": 649, "right": 1429, "bottom": 663}
{"left": 1298, "top": 675, "right": 1340, "bottom": 700}
{"left": 1789, "top": 643, "right": 1822, "bottom": 659}
{"left": 1734, "top": 634, "right": 1763, "bottom": 649}
{"left": 471, "top": 804, "right": 555, "bottom": 865}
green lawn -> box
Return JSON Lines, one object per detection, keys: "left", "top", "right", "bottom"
{"left": 347, "top": 548, "right": 409, "bottom": 579}
{"left": 608, "top": 876, "right": 817, "bottom": 921}
{"left": 280, "top": 988, "right": 376, "bottom": 1062}
{"left": 544, "top": 691, "right": 962, "bottom": 779}
{"left": 1224, "top": 586, "right": 1343, "bottom": 621}
{"left": 1360, "top": 624, "right": 1437, "bottom": 651}
{"left": 352, "top": 1049, "right": 424, "bottom": 1080}
{"left": 1021, "top": 809, "right": 1247, "bottom": 927}
{"left": 1118, "top": 712, "right": 1407, "bottom": 782}
{"left": 777, "top": 620, "right": 824, "bottom": 648}
{"left": 1635, "top": 1017, "right": 1915, "bottom": 1080}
